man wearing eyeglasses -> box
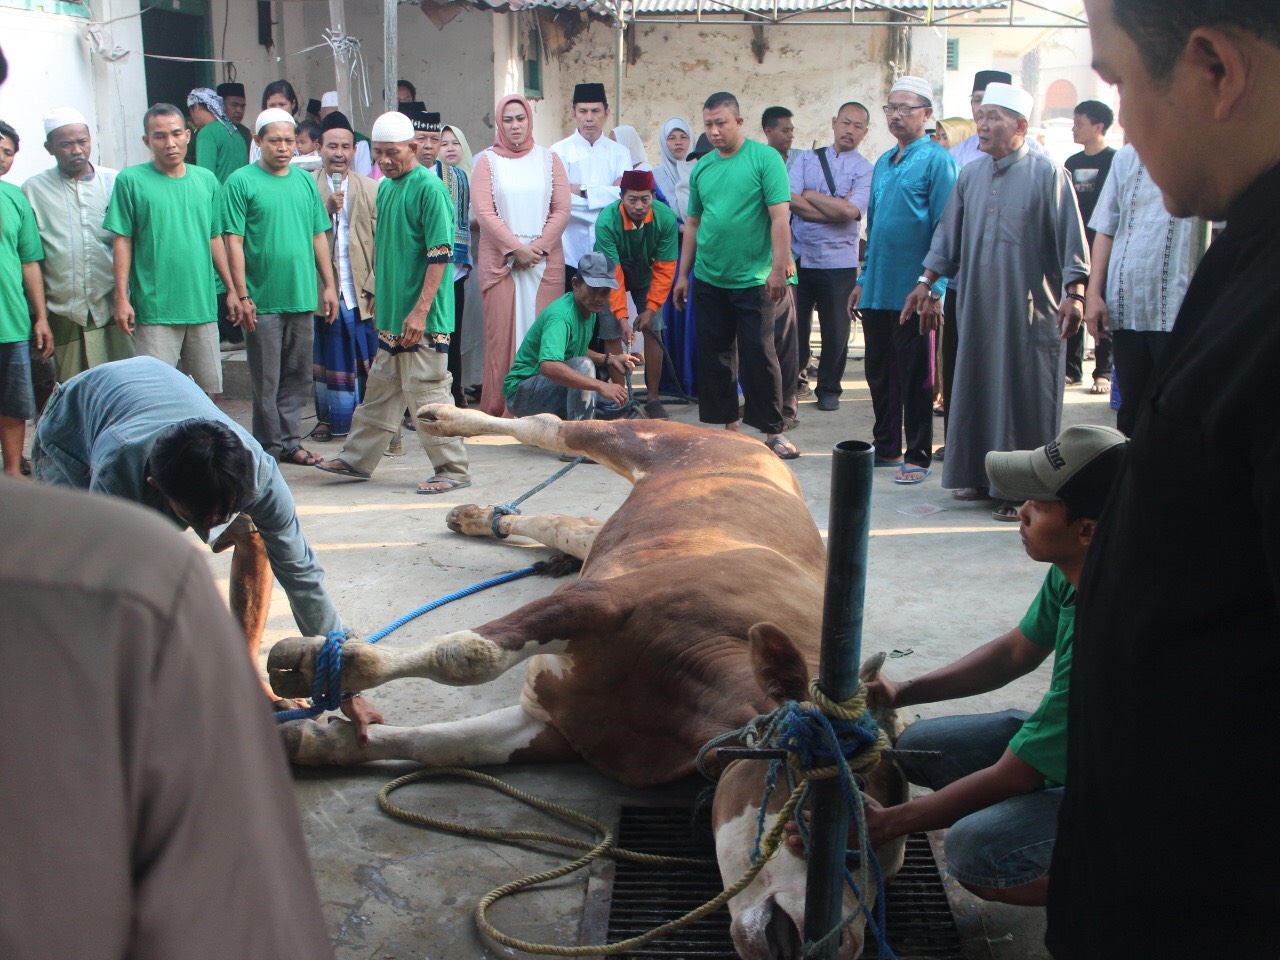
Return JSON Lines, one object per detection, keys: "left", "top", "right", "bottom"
{"left": 788, "top": 101, "right": 874, "bottom": 412}
{"left": 849, "top": 78, "right": 958, "bottom": 486}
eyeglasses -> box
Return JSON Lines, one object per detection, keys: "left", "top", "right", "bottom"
{"left": 882, "top": 104, "right": 928, "bottom": 117}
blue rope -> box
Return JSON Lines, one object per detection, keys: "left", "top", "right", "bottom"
{"left": 737, "top": 698, "right": 897, "bottom": 960}
{"left": 492, "top": 460, "right": 585, "bottom": 538}
{"left": 273, "top": 566, "right": 541, "bottom": 724}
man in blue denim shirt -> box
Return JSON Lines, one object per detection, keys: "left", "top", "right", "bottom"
{"left": 31, "top": 356, "right": 381, "bottom": 735}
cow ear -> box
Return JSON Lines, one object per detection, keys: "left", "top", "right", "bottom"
{"left": 748, "top": 622, "right": 811, "bottom": 705}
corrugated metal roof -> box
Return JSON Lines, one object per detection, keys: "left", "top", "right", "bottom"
{"left": 621, "top": 0, "right": 1005, "bottom": 12}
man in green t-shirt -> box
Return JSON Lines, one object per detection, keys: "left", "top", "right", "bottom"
{"left": 503, "top": 252, "right": 632, "bottom": 425}
{"left": 188, "top": 88, "right": 248, "bottom": 185}
{"left": 593, "top": 170, "right": 678, "bottom": 420}
{"left": 222, "top": 108, "right": 337, "bottom": 466}
{"left": 104, "top": 103, "right": 240, "bottom": 397}
{"left": 315, "top": 111, "right": 471, "bottom": 495}
{"left": 673, "top": 91, "right": 797, "bottom": 460}
{"left": 787, "top": 424, "right": 1128, "bottom": 907}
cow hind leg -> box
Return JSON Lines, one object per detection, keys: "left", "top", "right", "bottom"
{"left": 282, "top": 704, "right": 576, "bottom": 767}
{"left": 446, "top": 504, "right": 603, "bottom": 561}
{"left": 416, "top": 404, "right": 654, "bottom": 482}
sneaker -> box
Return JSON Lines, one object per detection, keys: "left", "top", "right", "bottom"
{"left": 816, "top": 394, "right": 839, "bottom": 412}
{"left": 796, "top": 382, "right": 814, "bottom": 400}
{"left": 643, "top": 400, "right": 670, "bottom": 420}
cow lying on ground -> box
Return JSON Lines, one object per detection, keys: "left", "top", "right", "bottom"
{"left": 268, "top": 407, "right": 907, "bottom": 960}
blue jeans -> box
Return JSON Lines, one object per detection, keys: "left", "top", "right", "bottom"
{"left": 506, "top": 356, "right": 597, "bottom": 420}
{"left": 896, "top": 711, "right": 1061, "bottom": 890}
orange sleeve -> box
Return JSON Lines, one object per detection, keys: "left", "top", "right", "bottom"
{"left": 647, "top": 259, "right": 677, "bottom": 313}
{"left": 609, "top": 263, "right": 629, "bottom": 319}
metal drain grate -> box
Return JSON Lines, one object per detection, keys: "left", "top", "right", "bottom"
{"left": 602, "top": 806, "right": 965, "bottom": 959}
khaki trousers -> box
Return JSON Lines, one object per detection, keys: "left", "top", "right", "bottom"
{"left": 337, "top": 346, "right": 470, "bottom": 481}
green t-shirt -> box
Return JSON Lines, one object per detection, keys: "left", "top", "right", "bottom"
{"left": 374, "top": 163, "right": 454, "bottom": 337}
{"left": 102, "top": 162, "right": 220, "bottom": 326}
{"left": 195, "top": 120, "right": 249, "bottom": 185}
{"left": 503, "top": 292, "right": 595, "bottom": 399}
{"left": 593, "top": 200, "right": 678, "bottom": 296}
{"left": 686, "top": 139, "right": 791, "bottom": 288}
{"left": 1008, "top": 566, "right": 1076, "bottom": 787}
{"left": 220, "top": 163, "right": 330, "bottom": 314}
{"left": 0, "top": 181, "right": 44, "bottom": 344}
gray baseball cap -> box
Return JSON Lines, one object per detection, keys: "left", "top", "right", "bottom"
{"left": 985, "top": 424, "right": 1128, "bottom": 519}
{"left": 575, "top": 251, "right": 620, "bottom": 289}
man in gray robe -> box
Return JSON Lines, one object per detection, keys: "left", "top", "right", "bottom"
{"left": 905, "top": 82, "right": 1088, "bottom": 520}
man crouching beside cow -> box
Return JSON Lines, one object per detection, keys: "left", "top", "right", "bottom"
{"left": 787, "top": 424, "right": 1128, "bottom": 909}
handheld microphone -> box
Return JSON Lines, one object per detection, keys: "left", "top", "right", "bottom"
{"left": 329, "top": 172, "right": 343, "bottom": 228}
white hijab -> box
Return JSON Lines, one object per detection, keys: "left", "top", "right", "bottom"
{"left": 611, "top": 125, "right": 650, "bottom": 169}
{"left": 654, "top": 117, "right": 694, "bottom": 221}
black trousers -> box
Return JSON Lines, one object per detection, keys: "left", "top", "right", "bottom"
{"left": 1111, "top": 329, "right": 1171, "bottom": 437}
{"left": 795, "top": 265, "right": 859, "bottom": 399}
{"left": 861, "top": 309, "right": 935, "bottom": 467}
{"left": 942, "top": 287, "right": 959, "bottom": 438}
{"left": 1066, "top": 327, "right": 1115, "bottom": 382}
{"left": 447, "top": 275, "right": 467, "bottom": 405}
{"left": 694, "top": 282, "right": 784, "bottom": 435}
{"left": 774, "top": 287, "right": 799, "bottom": 421}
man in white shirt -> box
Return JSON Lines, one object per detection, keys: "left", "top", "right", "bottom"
{"left": 551, "top": 82, "right": 632, "bottom": 287}
{"left": 22, "top": 107, "right": 132, "bottom": 398}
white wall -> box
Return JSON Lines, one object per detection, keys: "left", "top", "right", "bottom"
{"left": 0, "top": 3, "right": 147, "bottom": 183}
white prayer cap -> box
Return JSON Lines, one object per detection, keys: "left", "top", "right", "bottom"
{"left": 889, "top": 76, "right": 933, "bottom": 106}
{"left": 255, "top": 108, "right": 296, "bottom": 134}
{"left": 320, "top": 90, "right": 340, "bottom": 109}
{"left": 44, "top": 107, "right": 88, "bottom": 136}
{"left": 370, "top": 110, "right": 415, "bottom": 143}
{"left": 982, "top": 82, "right": 1034, "bottom": 118}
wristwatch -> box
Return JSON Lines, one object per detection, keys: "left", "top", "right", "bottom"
{"left": 917, "top": 275, "right": 942, "bottom": 301}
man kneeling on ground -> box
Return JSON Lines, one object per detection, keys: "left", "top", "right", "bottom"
{"left": 503, "top": 251, "right": 636, "bottom": 428}
{"left": 787, "top": 423, "right": 1126, "bottom": 905}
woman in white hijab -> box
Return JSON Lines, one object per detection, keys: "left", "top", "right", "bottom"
{"left": 653, "top": 117, "right": 694, "bottom": 223}
{"left": 610, "top": 124, "right": 652, "bottom": 171}
{"left": 651, "top": 116, "right": 698, "bottom": 396}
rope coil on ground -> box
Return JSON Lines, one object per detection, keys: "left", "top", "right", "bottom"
{"left": 378, "top": 679, "right": 894, "bottom": 958}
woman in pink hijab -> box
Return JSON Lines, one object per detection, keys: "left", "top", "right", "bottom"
{"left": 472, "top": 93, "right": 571, "bottom": 416}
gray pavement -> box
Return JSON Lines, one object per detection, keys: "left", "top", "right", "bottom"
{"left": 205, "top": 350, "right": 1115, "bottom": 960}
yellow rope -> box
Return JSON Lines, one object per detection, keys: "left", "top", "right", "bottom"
{"left": 376, "top": 679, "right": 883, "bottom": 957}
{"left": 378, "top": 766, "right": 805, "bottom": 957}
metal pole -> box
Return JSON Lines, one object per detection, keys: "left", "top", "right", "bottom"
{"left": 803, "top": 438, "right": 874, "bottom": 960}
{"left": 328, "top": 0, "right": 352, "bottom": 115}
{"left": 614, "top": 16, "right": 625, "bottom": 123}
{"left": 383, "top": 0, "right": 398, "bottom": 113}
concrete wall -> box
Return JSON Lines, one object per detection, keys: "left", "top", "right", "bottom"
{"left": 0, "top": 1, "right": 147, "bottom": 183}
{"left": 527, "top": 18, "right": 949, "bottom": 168}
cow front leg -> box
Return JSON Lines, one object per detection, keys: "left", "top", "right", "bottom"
{"left": 268, "top": 580, "right": 623, "bottom": 697}
{"left": 447, "top": 504, "right": 603, "bottom": 561}
{"left": 282, "top": 704, "right": 576, "bottom": 767}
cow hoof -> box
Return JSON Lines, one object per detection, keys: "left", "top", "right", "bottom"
{"left": 446, "top": 503, "right": 497, "bottom": 537}
{"left": 279, "top": 717, "right": 365, "bottom": 766}
{"left": 267, "top": 635, "right": 324, "bottom": 697}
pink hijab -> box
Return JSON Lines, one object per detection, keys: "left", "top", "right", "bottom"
{"left": 491, "top": 94, "right": 536, "bottom": 159}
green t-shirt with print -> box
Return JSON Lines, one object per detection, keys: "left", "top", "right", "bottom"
{"left": 195, "top": 120, "right": 249, "bottom": 185}
{"left": 102, "top": 162, "right": 220, "bottom": 326}
{"left": 220, "top": 163, "right": 329, "bottom": 314}
{"left": 593, "top": 200, "right": 678, "bottom": 295}
{"left": 686, "top": 138, "right": 791, "bottom": 288}
{"left": 503, "top": 292, "right": 595, "bottom": 399}
{"left": 0, "top": 181, "right": 44, "bottom": 344}
{"left": 374, "top": 163, "right": 454, "bottom": 337}
{"left": 1008, "top": 566, "right": 1076, "bottom": 787}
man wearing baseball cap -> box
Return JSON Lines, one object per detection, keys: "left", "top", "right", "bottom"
{"left": 503, "top": 251, "right": 634, "bottom": 431}
{"left": 796, "top": 424, "right": 1126, "bottom": 906}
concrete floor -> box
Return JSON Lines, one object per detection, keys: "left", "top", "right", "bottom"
{"left": 205, "top": 348, "right": 1115, "bottom": 960}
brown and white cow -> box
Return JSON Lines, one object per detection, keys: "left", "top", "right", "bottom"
{"left": 268, "top": 406, "right": 907, "bottom": 960}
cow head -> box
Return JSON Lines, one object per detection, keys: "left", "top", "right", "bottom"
{"left": 709, "top": 624, "right": 908, "bottom": 960}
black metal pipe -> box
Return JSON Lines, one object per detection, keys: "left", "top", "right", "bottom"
{"left": 803, "top": 439, "right": 874, "bottom": 960}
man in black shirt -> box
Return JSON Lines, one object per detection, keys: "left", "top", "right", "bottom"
{"left": 1063, "top": 100, "right": 1115, "bottom": 390}
{"left": 1050, "top": 2, "right": 1280, "bottom": 956}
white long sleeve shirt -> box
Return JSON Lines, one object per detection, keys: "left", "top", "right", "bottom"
{"left": 550, "top": 130, "right": 632, "bottom": 266}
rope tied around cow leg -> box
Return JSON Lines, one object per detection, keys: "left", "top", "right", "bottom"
{"left": 490, "top": 456, "right": 588, "bottom": 538}
{"left": 273, "top": 630, "right": 357, "bottom": 722}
